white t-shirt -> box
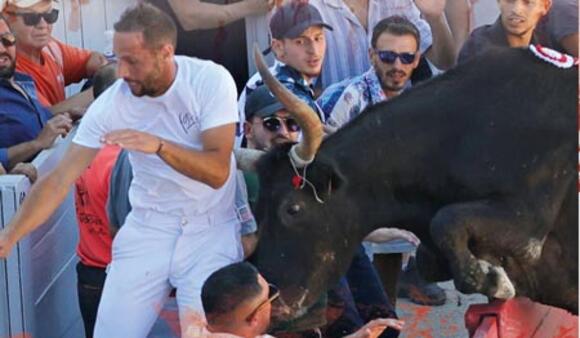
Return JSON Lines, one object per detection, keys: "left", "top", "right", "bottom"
{"left": 74, "top": 56, "right": 239, "bottom": 217}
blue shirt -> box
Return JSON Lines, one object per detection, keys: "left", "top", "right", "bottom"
{"left": 0, "top": 72, "right": 52, "bottom": 167}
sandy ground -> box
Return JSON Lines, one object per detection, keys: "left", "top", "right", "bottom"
{"left": 397, "top": 281, "right": 487, "bottom": 338}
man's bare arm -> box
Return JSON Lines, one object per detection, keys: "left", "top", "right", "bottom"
{"left": 559, "top": 33, "right": 579, "bottom": 57}
{"left": 416, "top": 0, "right": 457, "bottom": 70}
{"left": 445, "top": 0, "right": 472, "bottom": 56}
{"left": 168, "top": 0, "right": 273, "bottom": 31}
{"left": 102, "top": 124, "right": 236, "bottom": 189}
{"left": 0, "top": 144, "right": 99, "bottom": 258}
{"left": 48, "top": 89, "right": 94, "bottom": 118}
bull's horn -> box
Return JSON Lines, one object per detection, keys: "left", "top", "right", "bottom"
{"left": 253, "top": 43, "right": 323, "bottom": 166}
{"left": 234, "top": 148, "right": 265, "bottom": 172}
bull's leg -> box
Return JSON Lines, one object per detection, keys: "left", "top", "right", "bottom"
{"left": 415, "top": 244, "right": 452, "bottom": 282}
{"left": 429, "top": 202, "right": 544, "bottom": 299}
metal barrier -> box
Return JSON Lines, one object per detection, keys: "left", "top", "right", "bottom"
{"left": 0, "top": 130, "right": 83, "bottom": 338}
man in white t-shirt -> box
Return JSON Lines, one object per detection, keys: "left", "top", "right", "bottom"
{"left": 0, "top": 3, "right": 242, "bottom": 338}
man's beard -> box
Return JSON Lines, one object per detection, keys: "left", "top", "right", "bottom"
{"left": 0, "top": 60, "right": 15, "bottom": 79}
{"left": 378, "top": 69, "right": 408, "bottom": 93}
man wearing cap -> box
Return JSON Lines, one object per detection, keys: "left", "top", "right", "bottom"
{"left": 237, "top": 2, "right": 332, "bottom": 146}
{"left": 2, "top": 0, "right": 106, "bottom": 111}
{"left": 0, "top": 13, "right": 72, "bottom": 181}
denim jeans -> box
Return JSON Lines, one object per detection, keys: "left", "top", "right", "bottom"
{"left": 325, "top": 245, "right": 399, "bottom": 338}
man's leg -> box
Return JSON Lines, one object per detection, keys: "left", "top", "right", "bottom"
{"left": 93, "top": 212, "right": 176, "bottom": 338}
{"left": 76, "top": 262, "right": 107, "bottom": 338}
{"left": 347, "top": 246, "right": 399, "bottom": 338}
{"left": 171, "top": 216, "right": 243, "bottom": 337}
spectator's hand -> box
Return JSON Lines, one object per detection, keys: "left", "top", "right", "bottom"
{"left": 102, "top": 129, "right": 162, "bottom": 154}
{"left": 0, "top": 229, "right": 16, "bottom": 259}
{"left": 246, "top": 0, "right": 276, "bottom": 13}
{"left": 364, "top": 228, "right": 420, "bottom": 246}
{"left": 10, "top": 163, "right": 38, "bottom": 183}
{"left": 63, "top": 107, "right": 86, "bottom": 122}
{"left": 346, "top": 318, "right": 405, "bottom": 338}
{"left": 414, "top": 0, "right": 446, "bottom": 20}
{"left": 86, "top": 52, "right": 109, "bottom": 76}
{"left": 0, "top": 163, "right": 5, "bottom": 175}
{"left": 35, "top": 114, "right": 73, "bottom": 150}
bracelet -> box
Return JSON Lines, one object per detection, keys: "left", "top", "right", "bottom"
{"left": 155, "top": 138, "right": 165, "bottom": 155}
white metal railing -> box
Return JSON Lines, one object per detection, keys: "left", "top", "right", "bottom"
{"left": 0, "top": 129, "right": 83, "bottom": 338}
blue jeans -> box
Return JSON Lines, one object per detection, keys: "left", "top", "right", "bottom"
{"left": 325, "top": 245, "right": 399, "bottom": 338}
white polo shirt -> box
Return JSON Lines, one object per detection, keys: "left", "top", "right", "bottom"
{"left": 74, "top": 56, "right": 239, "bottom": 217}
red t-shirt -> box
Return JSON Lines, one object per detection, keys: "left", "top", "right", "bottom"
{"left": 75, "top": 145, "right": 121, "bottom": 268}
{"left": 16, "top": 38, "right": 91, "bottom": 106}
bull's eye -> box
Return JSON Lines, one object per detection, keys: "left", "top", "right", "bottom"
{"left": 287, "top": 204, "right": 301, "bottom": 215}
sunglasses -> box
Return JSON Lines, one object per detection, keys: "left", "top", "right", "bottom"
{"left": 262, "top": 116, "right": 301, "bottom": 133}
{"left": 0, "top": 33, "right": 16, "bottom": 48}
{"left": 8, "top": 9, "right": 59, "bottom": 26}
{"left": 376, "top": 50, "right": 416, "bottom": 65}
{"left": 246, "top": 283, "right": 280, "bottom": 322}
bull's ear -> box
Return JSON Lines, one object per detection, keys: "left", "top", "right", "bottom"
{"left": 310, "top": 158, "right": 344, "bottom": 200}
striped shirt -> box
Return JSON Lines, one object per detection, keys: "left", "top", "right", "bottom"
{"left": 310, "top": 0, "right": 433, "bottom": 89}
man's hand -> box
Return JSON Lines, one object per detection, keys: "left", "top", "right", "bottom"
{"left": 102, "top": 129, "right": 162, "bottom": 154}
{"left": 0, "top": 230, "right": 16, "bottom": 259}
{"left": 345, "top": 318, "right": 405, "bottom": 338}
{"left": 85, "top": 52, "right": 109, "bottom": 76}
{"left": 10, "top": 163, "right": 38, "bottom": 183}
{"left": 62, "top": 107, "right": 86, "bottom": 122}
{"left": 35, "top": 114, "right": 73, "bottom": 150}
{"left": 0, "top": 163, "right": 5, "bottom": 175}
{"left": 414, "top": 0, "right": 446, "bottom": 20}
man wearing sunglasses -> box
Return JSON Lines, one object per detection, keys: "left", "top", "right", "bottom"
{"left": 0, "top": 14, "right": 73, "bottom": 182}
{"left": 244, "top": 85, "right": 301, "bottom": 152}
{"left": 3, "top": 0, "right": 107, "bottom": 111}
{"left": 201, "top": 262, "right": 405, "bottom": 338}
{"left": 318, "top": 16, "right": 447, "bottom": 308}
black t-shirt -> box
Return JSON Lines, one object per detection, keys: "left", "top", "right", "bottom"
{"left": 147, "top": 0, "right": 249, "bottom": 94}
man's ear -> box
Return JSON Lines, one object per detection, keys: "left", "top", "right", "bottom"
{"left": 160, "top": 43, "right": 174, "bottom": 61}
{"left": 542, "top": 0, "right": 552, "bottom": 15}
{"left": 271, "top": 39, "right": 285, "bottom": 59}
{"left": 243, "top": 120, "right": 254, "bottom": 138}
{"left": 412, "top": 51, "right": 422, "bottom": 70}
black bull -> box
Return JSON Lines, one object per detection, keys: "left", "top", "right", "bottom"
{"left": 246, "top": 47, "right": 578, "bottom": 318}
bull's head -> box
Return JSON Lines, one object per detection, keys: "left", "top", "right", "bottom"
{"left": 239, "top": 45, "right": 368, "bottom": 321}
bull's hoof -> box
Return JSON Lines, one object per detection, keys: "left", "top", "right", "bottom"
{"left": 456, "top": 259, "right": 516, "bottom": 299}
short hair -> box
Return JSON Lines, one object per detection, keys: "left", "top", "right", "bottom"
{"left": 113, "top": 3, "right": 177, "bottom": 50}
{"left": 371, "top": 16, "right": 421, "bottom": 50}
{"left": 201, "top": 262, "right": 263, "bottom": 324}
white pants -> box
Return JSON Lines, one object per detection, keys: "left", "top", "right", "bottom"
{"left": 94, "top": 208, "right": 243, "bottom": 338}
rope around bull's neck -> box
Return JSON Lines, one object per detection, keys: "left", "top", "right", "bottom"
{"left": 288, "top": 152, "right": 325, "bottom": 204}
